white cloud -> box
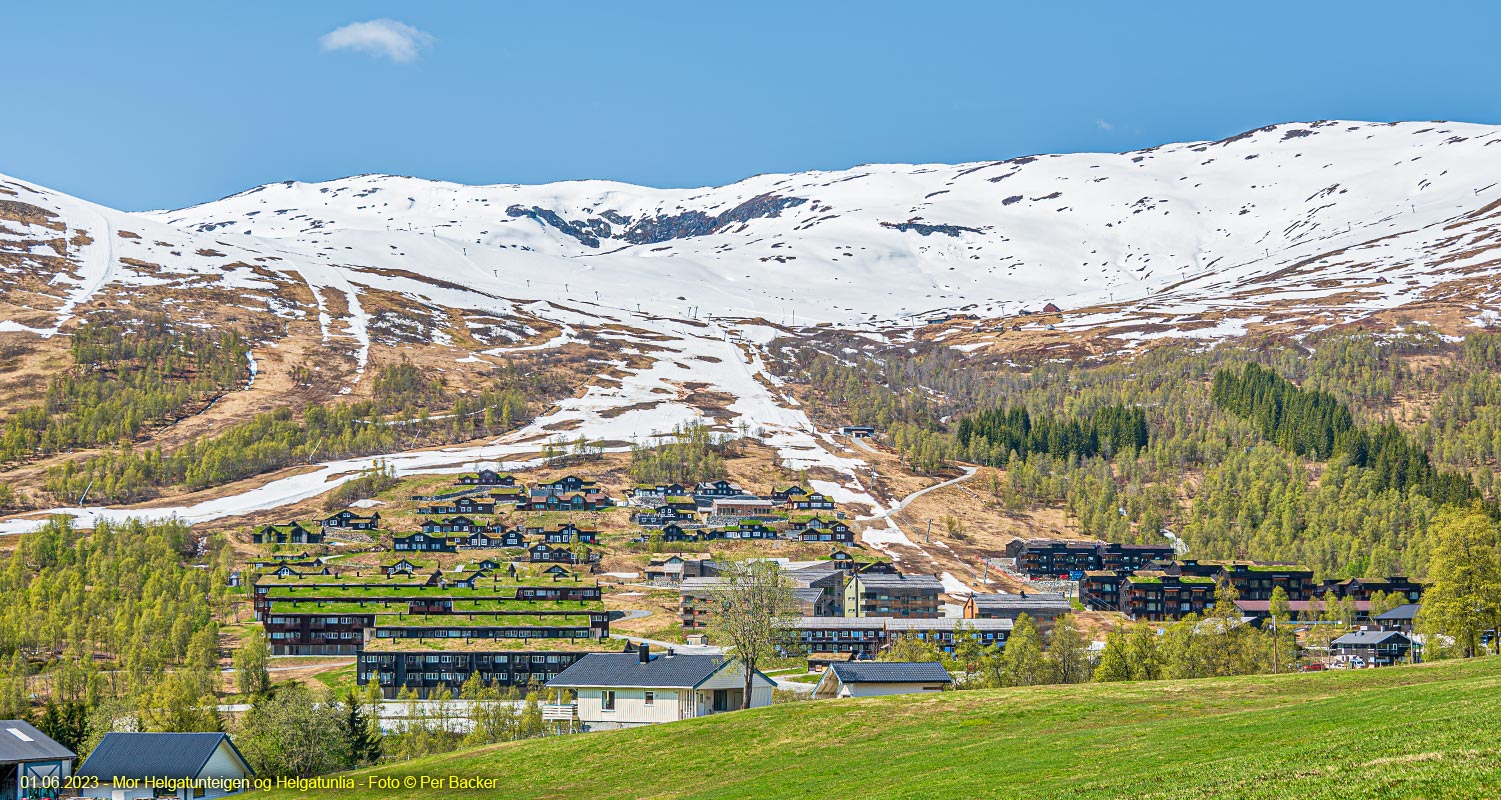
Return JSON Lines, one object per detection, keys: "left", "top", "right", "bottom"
{"left": 1095, "top": 119, "right": 1115, "bottom": 132}
{"left": 320, "top": 19, "right": 435, "bottom": 63}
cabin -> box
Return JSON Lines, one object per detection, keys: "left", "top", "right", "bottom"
{"left": 392, "top": 532, "right": 459, "bottom": 553}
{"left": 78, "top": 732, "right": 254, "bottom": 799}
{"left": 1331, "top": 629, "right": 1414, "bottom": 667}
{"left": 788, "top": 492, "right": 837, "bottom": 512}
{"left": 456, "top": 469, "right": 516, "bottom": 487}
{"left": 543, "top": 524, "right": 599, "bottom": 545}
{"left": 963, "top": 591, "right": 1070, "bottom": 625}
{"left": 634, "top": 505, "right": 698, "bottom": 528}
{"left": 811, "top": 662, "right": 951, "bottom": 699}
{"left": 417, "top": 496, "right": 495, "bottom": 516}
{"left": 694, "top": 480, "right": 745, "bottom": 498}
{"left": 715, "top": 522, "right": 779, "bottom": 540}
{"left": 631, "top": 483, "right": 688, "bottom": 501}
{"left": 458, "top": 529, "right": 506, "bottom": 549}
{"left": 0, "top": 720, "right": 74, "bottom": 800}
{"left": 546, "top": 644, "right": 774, "bottom": 730}
{"left": 769, "top": 485, "right": 811, "bottom": 503}
{"left": 839, "top": 425, "right": 877, "bottom": 438}
{"left": 492, "top": 530, "right": 527, "bottom": 548}
{"left": 252, "top": 522, "right": 323, "bottom": 545}
{"left": 534, "top": 475, "right": 599, "bottom": 496}
{"left": 420, "top": 516, "right": 483, "bottom": 534}
{"left": 795, "top": 519, "right": 855, "bottom": 544}
{"left": 322, "top": 509, "right": 381, "bottom": 530}
{"left": 520, "top": 491, "right": 613, "bottom": 512}
{"left": 657, "top": 524, "right": 697, "bottom": 543}
{"left": 528, "top": 543, "right": 580, "bottom": 564}
{"left": 382, "top": 558, "right": 422, "bottom": 576}
{"left": 1042, "top": 302, "right": 1062, "bottom": 313}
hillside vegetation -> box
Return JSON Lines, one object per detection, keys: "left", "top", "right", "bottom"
{"left": 258, "top": 658, "right": 1501, "bottom": 800}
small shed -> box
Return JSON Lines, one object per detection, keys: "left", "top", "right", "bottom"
{"left": 812, "top": 662, "right": 953, "bottom": 699}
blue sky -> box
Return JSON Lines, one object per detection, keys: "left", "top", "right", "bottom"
{"left": 7, "top": 1, "right": 1499, "bottom": 210}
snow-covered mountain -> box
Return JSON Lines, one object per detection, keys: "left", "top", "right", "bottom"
{"left": 146, "top": 119, "right": 1501, "bottom": 328}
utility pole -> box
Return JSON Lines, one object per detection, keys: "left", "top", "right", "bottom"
{"left": 924, "top": 519, "right": 932, "bottom": 544}
{"left": 1270, "top": 615, "right": 1279, "bottom": 675}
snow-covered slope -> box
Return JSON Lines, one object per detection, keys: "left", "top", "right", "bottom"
{"left": 150, "top": 120, "right": 1501, "bottom": 326}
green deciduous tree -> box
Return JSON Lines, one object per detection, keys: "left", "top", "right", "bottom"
{"left": 1418, "top": 510, "right": 1501, "bottom": 658}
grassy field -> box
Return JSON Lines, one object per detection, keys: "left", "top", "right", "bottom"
{"left": 257, "top": 657, "right": 1501, "bottom": 799}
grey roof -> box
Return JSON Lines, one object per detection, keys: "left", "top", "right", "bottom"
{"left": 679, "top": 577, "right": 727, "bottom": 592}
{"left": 547, "top": 652, "right": 742, "bottom": 689}
{"left": 795, "top": 616, "right": 889, "bottom": 629}
{"left": 1373, "top": 603, "right": 1420, "bottom": 621}
{"left": 884, "top": 617, "right": 1014, "bottom": 633}
{"left": 79, "top": 732, "right": 254, "bottom": 780}
{"left": 1333, "top": 630, "right": 1410, "bottom": 646}
{"left": 855, "top": 573, "right": 944, "bottom": 591}
{"left": 790, "top": 616, "right": 1013, "bottom": 633}
{"left": 829, "top": 662, "right": 953, "bottom": 684}
{"left": 970, "top": 592, "right": 1069, "bottom": 609}
{"left": 793, "top": 587, "right": 826, "bottom": 604}
{"left": 0, "top": 720, "right": 74, "bottom": 762}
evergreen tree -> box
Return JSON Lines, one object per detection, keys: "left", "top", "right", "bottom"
{"left": 343, "top": 690, "right": 382, "bottom": 767}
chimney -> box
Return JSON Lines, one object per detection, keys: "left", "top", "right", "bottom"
{"left": 665, "top": 647, "right": 675, "bottom": 658}
{"left": 637, "top": 642, "right": 651, "bottom": 664}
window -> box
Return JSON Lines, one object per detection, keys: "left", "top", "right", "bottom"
{"left": 601, "top": 691, "right": 616, "bottom": 711}
{"left": 643, "top": 691, "right": 655, "bottom": 706}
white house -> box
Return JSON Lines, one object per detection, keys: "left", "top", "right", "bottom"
{"left": 546, "top": 644, "right": 775, "bottom": 730}
{"left": 812, "top": 661, "right": 953, "bottom": 699}
{"left": 78, "top": 732, "right": 254, "bottom": 799}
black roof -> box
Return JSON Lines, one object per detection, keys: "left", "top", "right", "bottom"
{"left": 79, "top": 732, "right": 254, "bottom": 780}
{"left": 0, "top": 720, "right": 74, "bottom": 762}
{"left": 829, "top": 662, "right": 953, "bottom": 684}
